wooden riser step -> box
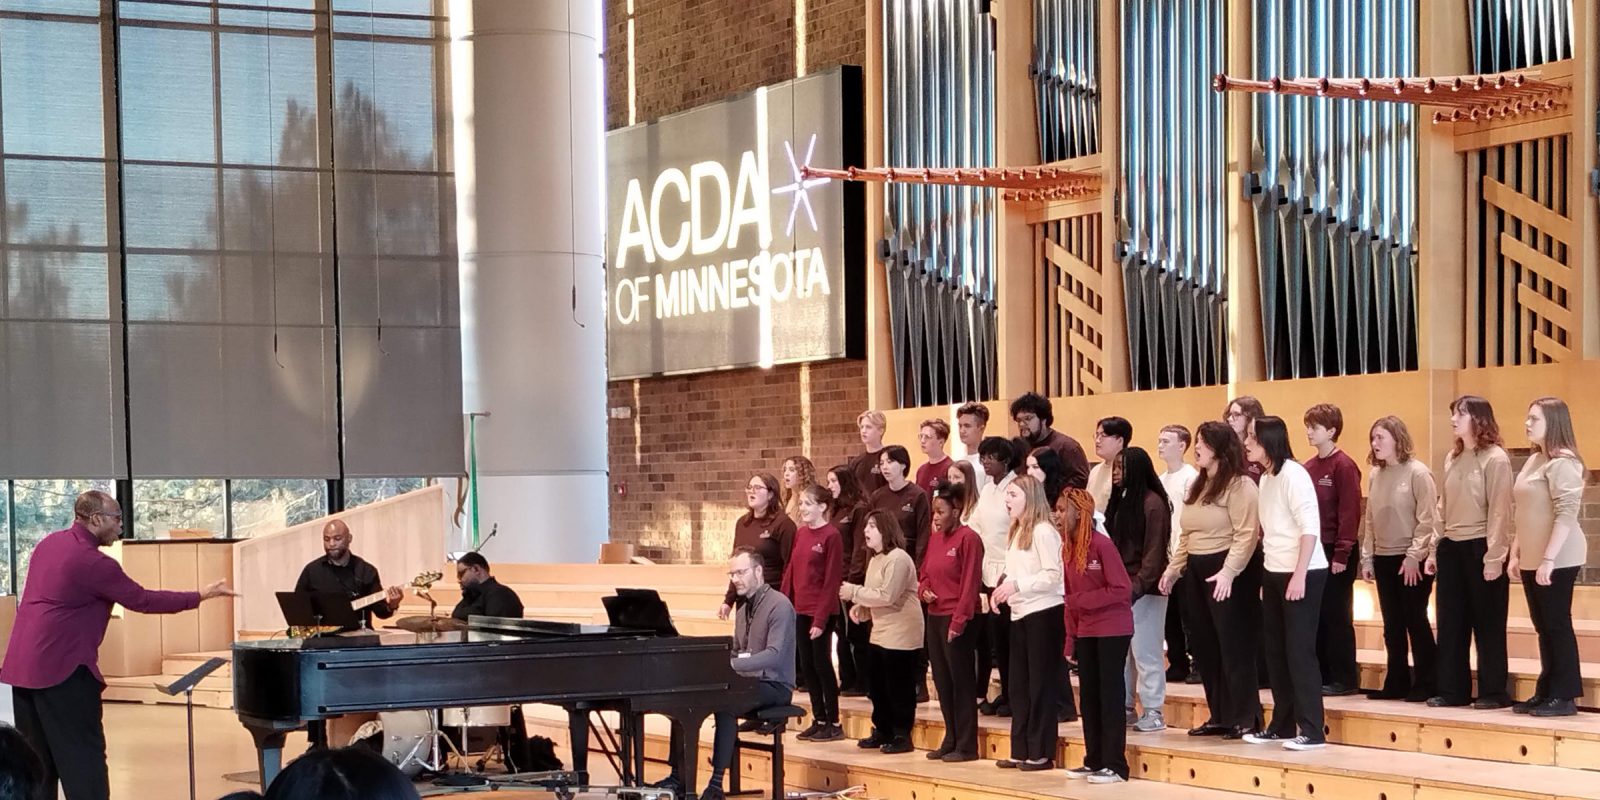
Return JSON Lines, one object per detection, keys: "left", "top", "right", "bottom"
{"left": 520, "top": 704, "right": 1258, "bottom": 800}
{"left": 1350, "top": 648, "right": 1600, "bottom": 708}
{"left": 1156, "top": 683, "right": 1600, "bottom": 770}
{"left": 829, "top": 697, "right": 1600, "bottom": 800}
{"left": 1354, "top": 617, "right": 1600, "bottom": 663}
{"left": 104, "top": 682, "right": 232, "bottom": 710}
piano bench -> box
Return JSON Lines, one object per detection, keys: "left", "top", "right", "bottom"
{"left": 727, "top": 704, "right": 805, "bottom": 800}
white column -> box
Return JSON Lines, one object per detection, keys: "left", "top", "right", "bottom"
{"left": 451, "top": 0, "right": 608, "bottom": 563}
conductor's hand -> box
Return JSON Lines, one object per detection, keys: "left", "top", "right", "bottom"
{"left": 199, "top": 580, "right": 238, "bottom": 600}
{"left": 385, "top": 585, "right": 404, "bottom": 610}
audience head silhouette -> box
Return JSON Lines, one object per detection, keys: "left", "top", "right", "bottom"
{"left": 217, "top": 747, "right": 419, "bottom": 800}
{"left": 0, "top": 725, "right": 44, "bottom": 800}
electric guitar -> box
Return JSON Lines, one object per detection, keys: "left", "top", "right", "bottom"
{"left": 351, "top": 571, "right": 444, "bottom": 612}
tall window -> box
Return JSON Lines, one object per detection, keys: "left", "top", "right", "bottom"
{"left": 12, "top": 479, "right": 116, "bottom": 591}
{"left": 0, "top": 1, "right": 460, "bottom": 582}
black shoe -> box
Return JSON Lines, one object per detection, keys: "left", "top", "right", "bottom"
{"left": 1188, "top": 723, "right": 1227, "bottom": 737}
{"left": 737, "top": 718, "right": 764, "bottom": 732}
{"left": 880, "top": 737, "right": 913, "bottom": 754}
{"left": 841, "top": 687, "right": 868, "bottom": 697}
{"left": 977, "top": 700, "right": 995, "bottom": 715}
{"left": 1404, "top": 687, "right": 1433, "bottom": 703}
{"left": 1530, "top": 698, "right": 1578, "bottom": 717}
{"left": 754, "top": 720, "right": 783, "bottom": 735}
{"left": 1512, "top": 696, "right": 1546, "bottom": 714}
{"left": 926, "top": 745, "right": 952, "bottom": 760}
{"left": 795, "top": 721, "right": 824, "bottom": 741}
{"left": 1321, "top": 683, "right": 1360, "bottom": 697}
{"left": 1018, "top": 759, "right": 1054, "bottom": 771}
{"left": 1222, "top": 726, "right": 1255, "bottom": 740}
{"left": 699, "top": 786, "right": 726, "bottom": 800}
{"left": 812, "top": 723, "right": 845, "bottom": 742}
{"left": 995, "top": 759, "right": 1019, "bottom": 769}
{"left": 993, "top": 704, "right": 1012, "bottom": 718}
{"left": 1057, "top": 710, "right": 1078, "bottom": 723}
{"left": 648, "top": 775, "right": 683, "bottom": 794}
{"left": 1426, "top": 696, "right": 1470, "bottom": 708}
{"left": 1185, "top": 672, "right": 1204, "bottom": 685}
{"left": 942, "top": 751, "right": 979, "bottom": 762}
{"left": 857, "top": 732, "right": 886, "bottom": 749}
{"left": 1472, "top": 696, "right": 1512, "bottom": 710}
{"left": 1366, "top": 687, "right": 1408, "bottom": 700}
{"left": 1165, "top": 665, "right": 1190, "bottom": 682}
{"left": 915, "top": 685, "right": 930, "bottom": 704}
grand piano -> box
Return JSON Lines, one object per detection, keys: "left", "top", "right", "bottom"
{"left": 233, "top": 617, "right": 758, "bottom": 790}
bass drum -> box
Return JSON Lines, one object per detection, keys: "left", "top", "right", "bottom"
{"left": 442, "top": 705, "right": 512, "bottom": 729}
{"left": 378, "top": 710, "right": 434, "bottom": 777}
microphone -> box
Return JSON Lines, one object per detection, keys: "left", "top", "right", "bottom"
{"left": 475, "top": 523, "right": 499, "bottom": 553}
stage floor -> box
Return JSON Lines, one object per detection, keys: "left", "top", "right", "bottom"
{"left": 18, "top": 702, "right": 585, "bottom": 800}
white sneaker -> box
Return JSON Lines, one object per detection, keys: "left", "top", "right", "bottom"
{"left": 1242, "top": 731, "right": 1286, "bottom": 745}
{"left": 1283, "top": 736, "right": 1328, "bottom": 751}
{"left": 1065, "top": 766, "right": 1096, "bottom": 780}
{"left": 1133, "top": 710, "right": 1166, "bottom": 732}
{"left": 1085, "top": 769, "right": 1127, "bottom": 784}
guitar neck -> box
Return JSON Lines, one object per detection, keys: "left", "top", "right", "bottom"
{"left": 351, "top": 590, "right": 387, "bottom": 611}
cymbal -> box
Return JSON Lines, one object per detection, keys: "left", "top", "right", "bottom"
{"left": 394, "top": 615, "right": 466, "bottom": 633}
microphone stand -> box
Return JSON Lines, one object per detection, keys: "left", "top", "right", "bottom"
{"left": 157, "top": 657, "right": 230, "bottom": 800}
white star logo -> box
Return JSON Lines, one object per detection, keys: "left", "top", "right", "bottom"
{"left": 770, "top": 134, "right": 829, "bottom": 236}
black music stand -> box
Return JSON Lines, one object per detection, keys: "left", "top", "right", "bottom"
{"left": 276, "top": 590, "right": 363, "bottom": 631}
{"left": 156, "top": 657, "right": 229, "bottom": 800}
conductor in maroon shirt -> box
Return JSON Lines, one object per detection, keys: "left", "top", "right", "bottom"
{"left": 0, "top": 490, "right": 235, "bottom": 800}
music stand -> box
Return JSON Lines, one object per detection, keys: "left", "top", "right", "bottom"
{"left": 156, "top": 657, "right": 229, "bottom": 800}
{"left": 276, "top": 590, "right": 363, "bottom": 631}
{"left": 602, "top": 589, "right": 679, "bottom": 636}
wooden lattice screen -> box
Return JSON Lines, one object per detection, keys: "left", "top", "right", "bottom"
{"left": 1034, "top": 209, "right": 1106, "bottom": 396}
{"left": 1457, "top": 62, "right": 1579, "bottom": 367}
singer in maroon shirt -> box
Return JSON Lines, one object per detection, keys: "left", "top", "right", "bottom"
{"left": 782, "top": 485, "right": 845, "bottom": 740}
{"left": 0, "top": 491, "right": 234, "bottom": 800}
{"left": 918, "top": 480, "right": 985, "bottom": 761}
{"left": 1303, "top": 404, "right": 1364, "bottom": 695}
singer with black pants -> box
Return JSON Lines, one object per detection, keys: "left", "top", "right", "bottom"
{"left": 1428, "top": 396, "right": 1513, "bottom": 710}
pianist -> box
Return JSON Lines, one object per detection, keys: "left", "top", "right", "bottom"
{"left": 450, "top": 552, "right": 525, "bottom": 620}
{"left": 294, "top": 519, "right": 402, "bottom": 629}
{"left": 0, "top": 490, "right": 235, "bottom": 800}
{"left": 658, "top": 546, "right": 796, "bottom": 800}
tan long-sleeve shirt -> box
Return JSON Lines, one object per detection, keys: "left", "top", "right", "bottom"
{"left": 1513, "top": 452, "right": 1588, "bottom": 570}
{"left": 1360, "top": 458, "right": 1440, "bottom": 568}
{"left": 1441, "top": 445, "right": 1513, "bottom": 566}
{"left": 1164, "top": 476, "right": 1259, "bottom": 583}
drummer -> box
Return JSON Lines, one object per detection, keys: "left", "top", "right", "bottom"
{"left": 451, "top": 553, "right": 525, "bottom": 620}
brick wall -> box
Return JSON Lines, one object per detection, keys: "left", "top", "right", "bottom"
{"left": 607, "top": 361, "right": 868, "bottom": 562}
{"left": 605, "top": 0, "right": 867, "bottom": 129}
{"left": 603, "top": 1, "right": 868, "bottom": 562}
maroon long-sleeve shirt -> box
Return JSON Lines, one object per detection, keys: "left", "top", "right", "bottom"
{"left": 1, "top": 524, "right": 200, "bottom": 689}
{"left": 1062, "top": 533, "right": 1134, "bottom": 659}
{"left": 829, "top": 503, "right": 869, "bottom": 583}
{"left": 915, "top": 456, "right": 952, "bottom": 497}
{"left": 917, "top": 524, "right": 984, "bottom": 636}
{"left": 724, "top": 511, "right": 797, "bottom": 605}
{"left": 1304, "top": 449, "right": 1363, "bottom": 566}
{"left": 1034, "top": 429, "right": 1090, "bottom": 489}
{"left": 781, "top": 523, "right": 844, "bottom": 622}
{"left": 869, "top": 482, "right": 932, "bottom": 564}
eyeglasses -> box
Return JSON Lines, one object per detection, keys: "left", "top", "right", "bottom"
{"left": 1013, "top": 414, "right": 1039, "bottom": 424}
{"left": 726, "top": 566, "right": 754, "bottom": 579}
{"left": 97, "top": 511, "right": 123, "bottom": 520}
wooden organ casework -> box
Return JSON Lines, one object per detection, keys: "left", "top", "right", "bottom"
{"left": 851, "top": 0, "right": 1599, "bottom": 466}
